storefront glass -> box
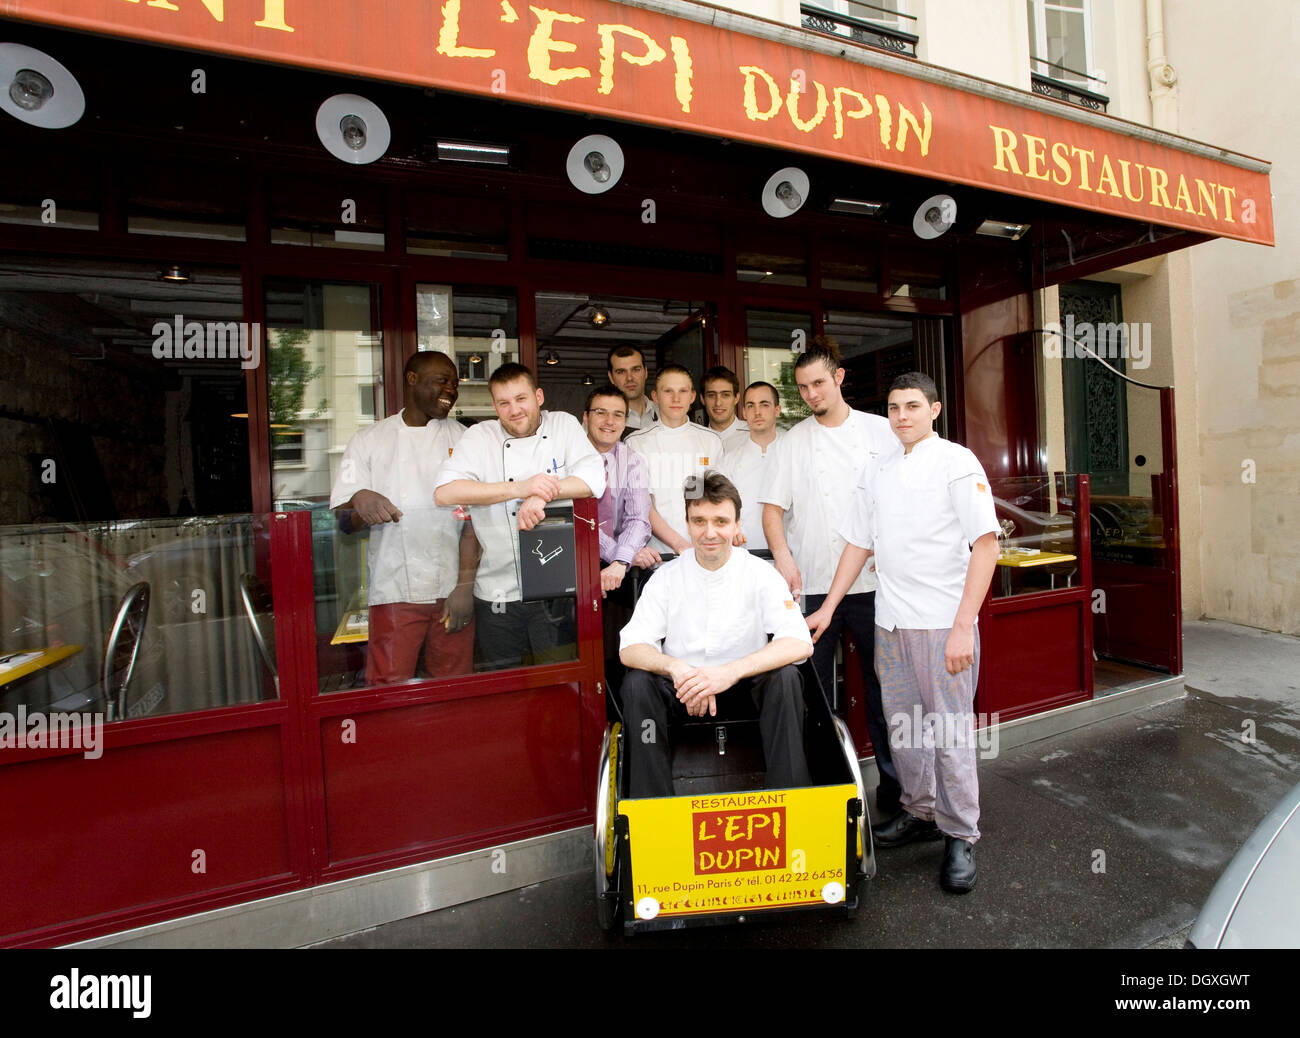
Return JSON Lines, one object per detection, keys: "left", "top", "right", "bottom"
{"left": 0, "top": 513, "right": 277, "bottom": 722}
{"left": 743, "top": 308, "right": 815, "bottom": 428}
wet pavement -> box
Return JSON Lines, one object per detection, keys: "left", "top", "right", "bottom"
{"left": 313, "top": 619, "right": 1300, "bottom": 949}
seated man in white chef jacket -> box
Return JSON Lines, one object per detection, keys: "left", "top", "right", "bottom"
{"left": 435, "top": 363, "right": 606, "bottom": 670}
{"left": 618, "top": 472, "right": 813, "bottom": 799}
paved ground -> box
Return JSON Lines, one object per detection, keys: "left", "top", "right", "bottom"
{"left": 314, "top": 619, "right": 1300, "bottom": 949}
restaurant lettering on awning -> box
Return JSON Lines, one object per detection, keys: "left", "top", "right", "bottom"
{"left": 8, "top": 0, "right": 1273, "bottom": 244}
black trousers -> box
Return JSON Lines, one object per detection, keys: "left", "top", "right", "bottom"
{"left": 802, "top": 590, "right": 899, "bottom": 791}
{"left": 473, "top": 598, "right": 576, "bottom": 671}
{"left": 599, "top": 565, "right": 640, "bottom": 699}
{"left": 622, "top": 664, "right": 811, "bottom": 799}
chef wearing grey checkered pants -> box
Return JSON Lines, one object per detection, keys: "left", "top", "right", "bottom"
{"left": 805, "top": 372, "right": 1000, "bottom": 894}
{"left": 877, "top": 626, "right": 981, "bottom": 841}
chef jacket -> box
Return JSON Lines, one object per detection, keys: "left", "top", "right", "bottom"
{"left": 839, "top": 434, "right": 1000, "bottom": 631}
{"left": 619, "top": 548, "right": 811, "bottom": 666}
{"left": 329, "top": 411, "right": 465, "bottom": 606}
{"left": 712, "top": 416, "right": 750, "bottom": 453}
{"left": 434, "top": 410, "right": 605, "bottom": 603}
{"left": 759, "top": 410, "right": 899, "bottom": 596}
{"left": 625, "top": 421, "right": 724, "bottom": 554}
{"left": 718, "top": 429, "right": 785, "bottom": 552}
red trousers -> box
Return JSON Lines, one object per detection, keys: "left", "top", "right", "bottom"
{"left": 365, "top": 600, "right": 474, "bottom": 685}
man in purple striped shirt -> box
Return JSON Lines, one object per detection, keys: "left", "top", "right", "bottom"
{"left": 585, "top": 383, "right": 657, "bottom": 586}
{"left": 585, "top": 382, "right": 656, "bottom": 688}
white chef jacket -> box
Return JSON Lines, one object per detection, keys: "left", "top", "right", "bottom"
{"left": 329, "top": 411, "right": 466, "bottom": 606}
{"left": 759, "top": 410, "right": 899, "bottom": 596}
{"left": 434, "top": 410, "right": 606, "bottom": 603}
{"left": 625, "top": 421, "right": 724, "bottom": 554}
{"left": 711, "top": 416, "right": 750, "bottom": 453}
{"left": 718, "top": 429, "right": 785, "bottom": 552}
{"left": 839, "top": 434, "right": 1000, "bottom": 631}
{"left": 619, "top": 548, "right": 811, "bottom": 667}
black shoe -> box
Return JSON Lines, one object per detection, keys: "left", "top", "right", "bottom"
{"left": 940, "top": 836, "right": 976, "bottom": 893}
{"left": 876, "top": 779, "right": 902, "bottom": 817}
{"left": 871, "top": 810, "right": 941, "bottom": 848}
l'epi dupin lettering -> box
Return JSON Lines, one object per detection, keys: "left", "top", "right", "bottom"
{"left": 119, "top": 0, "right": 293, "bottom": 33}
{"left": 692, "top": 805, "right": 786, "bottom": 874}
{"left": 434, "top": 1, "right": 931, "bottom": 154}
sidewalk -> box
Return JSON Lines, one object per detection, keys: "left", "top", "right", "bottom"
{"left": 313, "top": 619, "right": 1300, "bottom": 949}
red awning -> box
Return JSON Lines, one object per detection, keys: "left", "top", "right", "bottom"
{"left": 4, "top": 0, "right": 1273, "bottom": 245}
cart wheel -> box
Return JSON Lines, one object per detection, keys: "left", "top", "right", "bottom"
{"left": 593, "top": 724, "right": 621, "bottom": 931}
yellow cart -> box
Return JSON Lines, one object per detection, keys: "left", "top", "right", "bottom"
{"left": 594, "top": 659, "right": 874, "bottom": 933}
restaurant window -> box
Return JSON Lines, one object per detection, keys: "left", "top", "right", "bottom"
{"left": 0, "top": 256, "right": 275, "bottom": 725}
{"left": 417, "top": 284, "right": 519, "bottom": 423}
{"left": 889, "top": 247, "right": 949, "bottom": 301}
{"left": 309, "top": 283, "right": 569, "bottom": 693}
{"left": 736, "top": 234, "right": 808, "bottom": 289}
{"left": 126, "top": 162, "right": 247, "bottom": 242}
{"left": 821, "top": 240, "right": 881, "bottom": 294}
{"left": 823, "top": 310, "right": 917, "bottom": 416}
{"left": 269, "top": 177, "right": 386, "bottom": 251}
{"left": 743, "top": 309, "right": 815, "bottom": 429}
{"left": 0, "top": 155, "right": 99, "bottom": 232}
{"left": 406, "top": 192, "right": 508, "bottom": 261}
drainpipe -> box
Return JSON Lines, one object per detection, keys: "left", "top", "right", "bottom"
{"left": 1146, "top": 0, "right": 1178, "bottom": 131}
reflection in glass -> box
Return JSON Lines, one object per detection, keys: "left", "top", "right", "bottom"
{"left": 0, "top": 256, "right": 249, "bottom": 525}
{"left": 267, "top": 280, "right": 384, "bottom": 510}
{"left": 417, "top": 284, "right": 518, "bottom": 424}
{"left": 0, "top": 515, "right": 277, "bottom": 722}
{"left": 989, "top": 474, "right": 1083, "bottom": 597}
{"left": 743, "top": 309, "right": 814, "bottom": 429}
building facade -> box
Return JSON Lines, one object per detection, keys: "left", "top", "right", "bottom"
{"left": 0, "top": 0, "right": 1279, "bottom": 945}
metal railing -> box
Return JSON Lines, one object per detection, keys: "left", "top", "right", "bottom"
{"left": 800, "top": 3, "right": 919, "bottom": 57}
{"left": 1029, "top": 56, "right": 1110, "bottom": 111}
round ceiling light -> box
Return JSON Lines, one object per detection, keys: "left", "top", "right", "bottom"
{"left": 566, "top": 134, "right": 624, "bottom": 194}
{"left": 761, "top": 167, "right": 809, "bottom": 218}
{"left": 315, "top": 93, "right": 391, "bottom": 165}
{"left": 913, "top": 193, "right": 958, "bottom": 239}
{"left": 0, "top": 44, "right": 85, "bottom": 128}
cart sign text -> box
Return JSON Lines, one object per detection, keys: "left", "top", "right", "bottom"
{"left": 693, "top": 805, "right": 786, "bottom": 874}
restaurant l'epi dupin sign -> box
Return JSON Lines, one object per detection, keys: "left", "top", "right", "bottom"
{"left": 9, "top": 0, "right": 1274, "bottom": 245}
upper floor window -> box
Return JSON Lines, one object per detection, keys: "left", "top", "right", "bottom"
{"left": 1027, "top": 0, "right": 1108, "bottom": 110}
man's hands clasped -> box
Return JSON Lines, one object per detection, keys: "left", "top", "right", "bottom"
{"left": 668, "top": 658, "right": 738, "bottom": 717}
